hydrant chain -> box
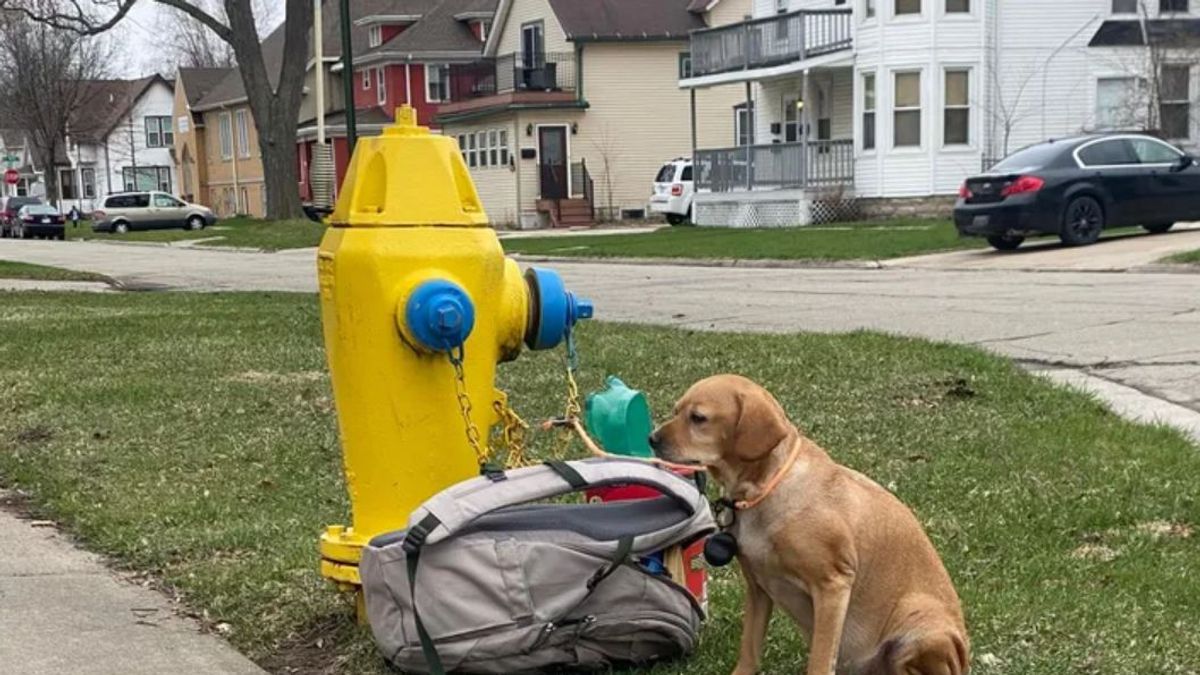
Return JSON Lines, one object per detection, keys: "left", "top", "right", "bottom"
{"left": 448, "top": 348, "right": 489, "bottom": 465}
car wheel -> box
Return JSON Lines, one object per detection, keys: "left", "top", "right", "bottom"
{"left": 1060, "top": 196, "right": 1104, "bottom": 246}
{"left": 113, "top": 221, "right": 129, "bottom": 234}
{"left": 186, "top": 215, "right": 205, "bottom": 231}
{"left": 1144, "top": 222, "right": 1174, "bottom": 234}
{"left": 666, "top": 213, "right": 683, "bottom": 226}
{"left": 987, "top": 235, "right": 1024, "bottom": 251}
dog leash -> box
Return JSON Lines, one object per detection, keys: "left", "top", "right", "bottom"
{"left": 543, "top": 416, "right": 703, "bottom": 474}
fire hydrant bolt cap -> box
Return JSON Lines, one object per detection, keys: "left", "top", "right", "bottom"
{"left": 405, "top": 279, "right": 476, "bottom": 352}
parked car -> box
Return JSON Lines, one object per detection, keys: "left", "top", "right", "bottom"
{"left": 92, "top": 191, "right": 217, "bottom": 234}
{"left": 0, "top": 195, "right": 44, "bottom": 238}
{"left": 649, "top": 158, "right": 694, "bottom": 225}
{"left": 955, "top": 133, "right": 1198, "bottom": 250}
{"left": 10, "top": 204, "right": 65, "bottom": 240}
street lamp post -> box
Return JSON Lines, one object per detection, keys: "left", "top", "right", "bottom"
{"left": 339, "top": 0, "right": 357, "bottom": 150}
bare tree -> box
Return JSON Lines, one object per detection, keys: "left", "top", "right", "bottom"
{"left": 162, "top": 6, "right": 234, "bottom": 70}
{"left": 3, "top": 0, "right": 313, "bottom": 219}
{"left": 0, "top": 10, "right": 112, "bottom": 202}
{"left": 589, "top": 123, "right": 619, "bottom": 221}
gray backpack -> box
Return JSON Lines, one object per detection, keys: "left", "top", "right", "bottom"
{"left": 360, "top": 458, "right": 716, "bottom": 674}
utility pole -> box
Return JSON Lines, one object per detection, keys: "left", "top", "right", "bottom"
{"left": 339, "top": 0, "right": 357, "bottom": 150}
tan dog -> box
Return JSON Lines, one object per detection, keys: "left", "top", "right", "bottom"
{"left": 649, "top": 375, "right": 969, "bottom": 675}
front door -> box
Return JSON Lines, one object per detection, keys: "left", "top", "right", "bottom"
{"left": 538, "top": 126, "right": 568, "bottom": 199}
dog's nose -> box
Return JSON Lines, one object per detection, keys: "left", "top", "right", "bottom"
{"left": 648, "top": 431, "right": 661, "bottom": 450}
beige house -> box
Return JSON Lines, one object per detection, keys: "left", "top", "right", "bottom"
{"left": 437, "top": 0, "right": 749, "bottom": 228}
{"left": 173, "top": 68, "right": 230, "bottom": 205}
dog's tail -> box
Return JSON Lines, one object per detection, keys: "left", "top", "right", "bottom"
{"left": 853, "top": 631, "right": 970, "bottom": 675}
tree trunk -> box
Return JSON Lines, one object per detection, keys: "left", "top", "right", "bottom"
{"left": 37, "top": 147, "right": 59, "bottom": 202}
{"left": 260, "top": 102, "right": 305, "bottom": 220}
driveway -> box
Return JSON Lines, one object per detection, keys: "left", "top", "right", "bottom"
{"left": 887, "top": 222, "right": 1200, "bottom": 271}
{"left": 2, "top": 238, "right": 1198, "bottom": 417}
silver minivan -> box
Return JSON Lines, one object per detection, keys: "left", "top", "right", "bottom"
{"left": 92, "top": 191, "right": 217, "bottom": 234}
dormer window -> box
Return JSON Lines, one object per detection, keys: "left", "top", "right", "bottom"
{"left": 369, "top": 25, "right": 382, "bottom": 47}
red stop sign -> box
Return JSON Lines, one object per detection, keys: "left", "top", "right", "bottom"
{"left": 3, "top": 169, "right": 17, "bottom": 185}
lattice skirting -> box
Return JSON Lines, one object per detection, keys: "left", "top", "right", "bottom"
{"left": 694, "top": 193, "right": 860, "bottom": 228}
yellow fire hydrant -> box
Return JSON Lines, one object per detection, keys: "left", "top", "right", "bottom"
{"left": 316, "top": 106, "right": 592, "bottom": 596}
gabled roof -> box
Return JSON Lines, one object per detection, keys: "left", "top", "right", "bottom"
{"left": 71, "top": 75, "right": 173, "bottom": 143}
{"left": 178, "top": 67, "right": 234, "bottom": 107}
{"left": 364, "top": 0, "right": 494, "bottom": 58}
{"left": 192, "top": 28, "right": 286, "bottom": 111}
{"left": 1089, "top": 18, "right": 1200, "bottom": 47}
{"left": 546, "top": 0, "right": 705, "bottom": 42}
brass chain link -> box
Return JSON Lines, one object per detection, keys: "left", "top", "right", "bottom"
{"left": 448, "top": 347, "right": 490, "bottom": 466}
{"left": 551, "top": 332, "right": 584, "bottom": 460}
{"left": 493, "top": 398, "right": 531, "bottom": 467}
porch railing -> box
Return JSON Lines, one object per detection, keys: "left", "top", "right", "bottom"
{"left": 694, "top": 140, "right": 854, "bottom": 193}
{"left": 449, "top": 51, "right": 577, "bottom": 100}
{"left": 689, "top": 9, "right": 853, "bottom": 78}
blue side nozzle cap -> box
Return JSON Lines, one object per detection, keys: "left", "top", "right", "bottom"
{"left": 405, "top": 279, "right": 475, "bottom": 352}
{"left": 524, "top": 267, "right": 594, "bottom": 350}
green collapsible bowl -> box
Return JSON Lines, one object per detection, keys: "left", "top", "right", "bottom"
{"left": 583, "top": 375, "right": 654, "bottom": 458}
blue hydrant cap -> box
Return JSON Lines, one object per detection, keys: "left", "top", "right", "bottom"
{"left": 524, "top": 267, "right": 594, "bottom": 350}
{"left": 405, "top": 279, "right": 476, "bottom": 351}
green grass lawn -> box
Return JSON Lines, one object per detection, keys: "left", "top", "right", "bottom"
{"left": 0, "top": 292, "right": 1197, "bottom": 674}
{"left": 0, "top": 260, "right": 108, "bottom": 283}
{"left": 503, "top": 219, "right": 986, "bottom": 261}
{"left": 1165, "top": 248, "right": 1200, "bottom": 264}
{"left": 68, "top": 217, "right": 325, "bottom": 251}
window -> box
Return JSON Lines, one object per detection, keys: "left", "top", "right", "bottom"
{"left": 1131, "top": 137, "right": 1182, "bottom": 163}
{"left": 944, "top": 69, "right": 970, "bottom": 144}
{"left": 896, "top": 0, "right": 921, "bottom": 15}
{"left": 784, "top": 97, "right": 800, "bottom": 142}
{"left": 894, "top": 71, "right": 921, "bottom": 147}
{"left": 735, "top": 103, "right": 755, "bottom": 146}
{"left": 362, "top": 69, "right": 371, "bottom": 90}
{"left": 862, "top": 73, "right": 876, "bottom": 150}
{"left": 177, "top": 115, "right": 190, "bottom": 134}
{"left": 369, "top": 25, "right": 382, "bottom": 48}
{"left": 499, "top": 129, "right": 509, "bottom": 165}
{"left": 479, "top": 131, "right": 489, "bottom": 167}
{"left": 145, "top": 116, "right": 173, "bottom": 148}
{"left": 521, "top": 21, "right": 544, "bottom": 67}
{"left": 59, "top": 169, "right": 77, "bottom": 200}
{"left": 946, "top": 0, "right": 969, "bottom": 11}
{"left": 1161, "top": 0, "right": 1188, "bottom": 12}
{"left": 235, "top": 109, "right": 250, "bottom": 158}
{"left": 1160, "top": 65, "right": 1190, "bottom": 139}
{"left": 678, "top": 52, "right": 692, "bottom": 79}
{"left": 457, "top": 134, "right": 467, "bottom": 162}
{"left": 816, "top": 85, "right": 831, "bottom": 142}
{"left": 218, "top": 112, "right": 233, "bottom": 159}
{"left": 81, "top": 168, "right": 95, "bottom": 199}
{"left": 1077, "top": 138, "right": 1139, "bottom": 166}
{"left": 489, "top": 130, "right": 499, "bottom": 165}
{"left": 865, "top": 0, "right": 876, "bottom": 18}
{"left": 376, "top": 67, "right": 387, "bottom": 106}
{"left": 468, "top": 133, "right": 477, "bottom": 167}
{"left": 122, "top": 166, "right": 172, "bottom": 193}
{"left": 153, "top": 193, "right": 182, "bottom": 207}
{"left": 1112, "top": 0, "right": 1137, "bottom": 12}
{"left": 776, "top": 0, "right": 788, "bottom": 12}
{"left": 1096, "top": 77, "right": 1142, "bottom": 129}
{"left": 426, "top": 64, "right": 450, "bottom": 102}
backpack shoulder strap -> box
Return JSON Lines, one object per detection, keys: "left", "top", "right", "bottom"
{"left": 407, "top": 458, "right": 705, "bottom": 548}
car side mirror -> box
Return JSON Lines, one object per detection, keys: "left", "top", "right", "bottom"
{"left": 1172, "top": 154, "right": 1194, "bottom": 172}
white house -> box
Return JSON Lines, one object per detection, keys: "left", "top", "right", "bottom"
{"left": 51, "top": 75, "right": 177, "bottom": 213}
{"left": 681, "top": 0, "right": 1200, "bottom": 226}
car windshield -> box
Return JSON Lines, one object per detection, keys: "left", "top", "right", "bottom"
{"left": 24, "top": 205, "right": 58, "bottom": 215}
{"left": 655, "top": 165, "right": 677, "bottom": 183}
{"left": 989, "top": 143, "right": 1065, "bottom": 173}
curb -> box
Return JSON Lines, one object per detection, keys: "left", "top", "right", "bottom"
{"left": 1030, "top": 367, "right": 1200, "bottom": 445}
{"left": 507, "top": 254, "right": 884, "bottom": 270}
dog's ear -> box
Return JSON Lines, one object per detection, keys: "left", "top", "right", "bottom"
{"left": 732, "top": 387, "right": 789, "bottom": 461}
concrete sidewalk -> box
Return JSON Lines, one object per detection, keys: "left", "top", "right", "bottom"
{"left": 0, "top": 493, "right": 264, "bottom": 675}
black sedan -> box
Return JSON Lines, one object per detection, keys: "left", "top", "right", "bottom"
{"left": 955, "top": 134, "right": 1199, "bottom": 250}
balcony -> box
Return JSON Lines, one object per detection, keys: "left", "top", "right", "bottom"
{"left": 439, "top": 52, "right": 578, "bottom": 118}
{"left": 694, "top": 140, "right": 853, "bottom": 193}
{"left": 688, "top": 9, "right": 853, "bottom": 81}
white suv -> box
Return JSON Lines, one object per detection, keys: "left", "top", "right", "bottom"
{"left": 649, "top": 158, "right": 694, "bottom": 225}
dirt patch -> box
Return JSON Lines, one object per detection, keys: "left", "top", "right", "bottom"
{"left": 1070, "top": 543, "right": 1120, "bottom": 562}
{"left": 258, "top": 613, "right": 360, "bottom": 675}
{"left": 1135, "top": 520, "right": 1193, "bottom": 540}
{"left": 14, "top": 425, "right": 54, "bottom": 444}
{"left": 227, "top": 370, "right": 327, "bottom": 385}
